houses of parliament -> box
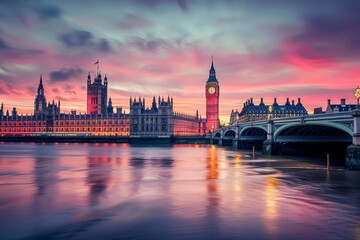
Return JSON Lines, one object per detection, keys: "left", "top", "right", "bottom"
{"left": 0, "top": 60, "right": 223, "bottom": 137}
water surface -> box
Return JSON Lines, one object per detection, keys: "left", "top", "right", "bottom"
{"left": 0, "top": 142, "right": 359, "bottom": 240}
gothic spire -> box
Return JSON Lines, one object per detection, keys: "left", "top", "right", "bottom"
{"left": 38, "top": 74, "right": 44, "bottom": 89}
{"left": 207, "top": 56, "right": 218, "bottom": 83}
{"left": 37, "top": 75, "right": 44, "bottom": 96}
{"left": 210, "top": 55, "right": 215, "bottom": 72}
{"left": 87, "top": 72, "right": 91, "bottom": 84}
{"left": 152, "top": 96, "right": 157, "bottom": 110}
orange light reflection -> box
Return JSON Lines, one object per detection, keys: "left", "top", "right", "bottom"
{"left": 263, "top": 176, "right": 279, "bottom": 236}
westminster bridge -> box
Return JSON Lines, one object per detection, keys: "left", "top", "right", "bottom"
{"left": 212, "top": 110, "right": 360, "bottom": 169}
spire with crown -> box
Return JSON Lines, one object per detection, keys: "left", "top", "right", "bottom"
{"left": 37, "top": 75, "right": 44, "bottom": 96}
{"left": 107, "top": 97, "right": 113, "bottom": 114}
{"left": 39, "top": 74, "right": 43, "bottom": 86}
{"left": 34, "top": 75, "right": 47, "bottom": 115}
{"left": 207, "top": 56, "right": 218, "bottom": 83}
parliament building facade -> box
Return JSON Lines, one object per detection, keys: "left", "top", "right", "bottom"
{"left": 0, "top": 62, "right": 222, "bottom": 137}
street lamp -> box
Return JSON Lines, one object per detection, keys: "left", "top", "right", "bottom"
{"left": 268, "top": 105, "right": 273, "bottom": 120}
{"left": 355, "top": 86, "right": 360, "bottom": 109}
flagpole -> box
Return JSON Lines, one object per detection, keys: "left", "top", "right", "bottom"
{"left": 97, "top": 60, "right": 99, "bottom": 76}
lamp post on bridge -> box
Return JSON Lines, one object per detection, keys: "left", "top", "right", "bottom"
{"left": 355, "top": 86, "right": 360, "bottom": 109}
{"left": 263, "top": 105, "right": 275, "bottom": 155}
{"left": 346, "top": 86, "right": 360, "bottom": 169}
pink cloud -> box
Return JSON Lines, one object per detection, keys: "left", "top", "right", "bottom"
{"left": 1, "top": 31, "right": 358, "bottom": 125}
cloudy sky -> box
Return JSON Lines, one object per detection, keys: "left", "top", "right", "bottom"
{"left": 0, "top": 0, "right": 359, "bottom": 123}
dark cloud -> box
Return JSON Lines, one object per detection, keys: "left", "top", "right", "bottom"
{"left": 0, "top": 37, "right": 9, "bottom": 50}
{"left": 286, "top": 1, "right": 360, "bottom": 61}
{"left": 36, "top": 5, "right": 61, "bottom": 20}
{"left": 134, "top": 0, "right": 188, "bottom": 12}
{"left": 118, "top": 14, "right": 154, "bottom": 30}
{"left": 0, "top": 36, "right": 42, "bottom": 60}
{"left": 58, "top": 30, "right": 111, "bottom": 52}
{"left": 63, "top": 84, "right": 77, "bottom": 95}
{"left": 26, "top": 86, "right": 36, "bottom": 95}
{"left": 49, "top": 67, "right": 83, "bottom": 82}
{"left": 59, "top": 30, "right": 92, "bottom": 47}
{"left": 97, "top": 39, "right": 111, "bottom": 52}
{"left": 0, "top": 47, "right": 42, "bottom": 59}
{"left": 129, "top": 36, "right": 169, "bottom": 52}
{"left": 177, "top": 0, "right": 188, "bottom": 12}
{"left": 52, "top": 88, "right": 60, "bottom": 94}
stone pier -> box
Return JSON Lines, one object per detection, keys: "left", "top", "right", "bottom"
{"left": 346, "top": 109, "right": 360, "bottom": 169}
{"left": 263, "top": 120, "right": 275, "bottom": 155}
{"left": 232, "top": 139, "right": 238, "bottom": 148}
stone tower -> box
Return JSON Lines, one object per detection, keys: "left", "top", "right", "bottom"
{"left": 87, "top": 72, "right": 108, "bottom": 115}
{"left": 34, "top": 75, "right": 47, "bottom": 115}
{"left": 205, "top": 58, "right": 220, "bottom": 132}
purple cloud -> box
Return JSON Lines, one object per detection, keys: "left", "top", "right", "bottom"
{"left": 52, "top": 88, "right": 60, "bottom": 94}
{"left": 0, "top": 37, "right": 9, "bottom": 50}
{"left": 288, "top": 1, "right": 360, "bottom": 60}
{"left": 134, "top": 0, "right": 188, "bottom": 12}
{"left": 0, "top": 35, "right": 42, "bottom": 60}
{"left": 118, "top": 14, "right": 154, "bottom": 30}
{"left": 49, "top": 67, "right": 83, "bottom": 82}
{"left": 36, "top": 5, "right": 61, "bottom": 20}
{"left": 58, "top": 30, "right": 111, "bottom": 52}
{"left": 129, "top": 36, "right": 169, "bottom": 52}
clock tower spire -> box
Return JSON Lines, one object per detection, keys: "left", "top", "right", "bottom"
{"left": 205, "top": 57, "right": 220, "bottom": 132}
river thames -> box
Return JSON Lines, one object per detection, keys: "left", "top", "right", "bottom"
{"left": 0, "top": 142, "right": 359, "bottom": 240}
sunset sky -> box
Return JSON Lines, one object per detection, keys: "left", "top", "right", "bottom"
{"left": 0, "top": 0, "right": 359, "bottom": 123}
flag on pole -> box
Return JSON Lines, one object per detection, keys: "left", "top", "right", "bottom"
{"left": 94, "top": 60, "right": 99, "bottom": 65}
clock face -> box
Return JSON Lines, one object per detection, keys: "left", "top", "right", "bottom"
{"left": 208, "top": 87, "right": 216, "bottom": 94}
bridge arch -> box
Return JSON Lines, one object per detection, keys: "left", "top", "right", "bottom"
{"left": 224, "top": 129, "right": 236, "bottom": 138}
{"left": 274, "top": 122, "right": 352, "bottom": 142}
{"left": 214, "top": 132, "right": 222, "bottom": 138}
{"left": 239, "top": 126, "right": 267, "bottom": 141}
{"left": 239, "top": 125, "right": 267, "bottom": 136}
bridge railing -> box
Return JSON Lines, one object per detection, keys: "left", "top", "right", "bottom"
{"left": 222, "top": 111, "right": 352, "bottom": 129}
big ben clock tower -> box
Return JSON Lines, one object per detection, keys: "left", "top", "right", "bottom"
{"left": 205, "top": 58, "right": 220, "bottom": 132}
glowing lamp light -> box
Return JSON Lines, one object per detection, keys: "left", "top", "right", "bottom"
{"left": 355, "top": 86, "right": 360, "bottom": 107}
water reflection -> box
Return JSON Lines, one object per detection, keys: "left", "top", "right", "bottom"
{"left": 155, "top": 158, "right": 174, "bottom": 168}
{"left": 130, "top": 157, "right": 145, "bottom": 168}
{"left": 232, "top": 153, "right": 244, "bottom": 205}
{"left": 86, "top": 153, "right": 111, "bottom": 206}
{"left": 33, "top": 153, "right": 55, "bottom": 196}
{"left": 34, "top": 157, "right": 46, "bottom": 196}
{"left": 205, "top": 146, "right": 221, "bottom": 237}
{"left": 356, "top": 220, "right": 360, "bottom": 240}
{"left": 0, "top": 143, "right": 359, "bottom": 240}
{"left": 207, "top": 145, "right": 218, "bottom": 180}
{"left": 263, "top": 176, "right": 279, "bottom": 236}
{"left": 128, "top": 152, "right": 146, "bottom": 195}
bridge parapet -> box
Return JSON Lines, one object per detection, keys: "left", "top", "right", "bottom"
{"left": 224, "top": 112, "right": 352, "bottom": 129}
